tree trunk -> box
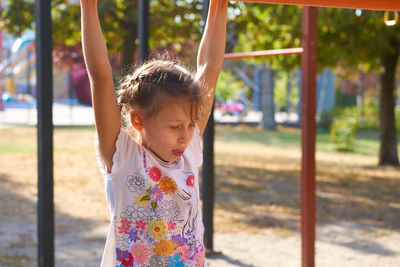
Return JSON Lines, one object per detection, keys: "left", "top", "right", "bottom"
{"left": 379, "top": 50, "right": 399, "bottom": 166}
{"left": 261, "top": 65, "right": 276, "bottom": 130}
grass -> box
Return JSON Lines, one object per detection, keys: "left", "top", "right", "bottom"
{"left": 216, "top": 125, "right": 399, "bottom": 156}
{"left": 0, "top": 124, "right": 395, "bottom": 155}
{"left": 0, "top": 125, "right": 96, "bottom": 154}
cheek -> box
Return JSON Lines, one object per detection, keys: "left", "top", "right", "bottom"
{"left": 153, "top": 129, "right": 176, "bottom": 146}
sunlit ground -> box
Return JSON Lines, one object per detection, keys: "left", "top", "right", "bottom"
{"left": 0, "top": 125, "right": 399, "bottom": 266}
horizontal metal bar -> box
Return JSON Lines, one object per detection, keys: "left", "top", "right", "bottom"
{"left": 224, "top": 47, "right": 303, "bottom": 60}
{"left": 232, "top": 0, "right": 400, "bottom": 11}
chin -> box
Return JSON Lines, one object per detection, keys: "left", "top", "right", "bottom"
{"left": 170, "top": 155, "right": 180, "bottom": 162}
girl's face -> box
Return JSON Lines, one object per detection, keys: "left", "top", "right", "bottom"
{"left": 139, "top": 97, "right": 196, "bottom": 163}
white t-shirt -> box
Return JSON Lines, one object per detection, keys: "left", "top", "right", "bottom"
{"left": 95, "top": 126, "right": 207, "bottom": 267}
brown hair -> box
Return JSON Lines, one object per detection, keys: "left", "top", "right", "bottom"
{"left": 117, "top": 58, "right": 204, "bottom": 137}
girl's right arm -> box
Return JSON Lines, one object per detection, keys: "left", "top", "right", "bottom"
{"left": 81, "top": 0, "right": 121, "bottom": 172}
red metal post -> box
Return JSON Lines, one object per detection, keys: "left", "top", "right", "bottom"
{"left": 301, "top": 6, "right": 317, "bottom": 267}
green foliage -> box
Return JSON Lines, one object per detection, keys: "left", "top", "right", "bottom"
{"left": 274, "top": 71, "right": 288, "bottom": 111}
{"left": 230, "top": 6, "right": 400, "bottom": 74}
{"left": 215, "top": 70, "right": 245, "bottom": 101}
{"left": 335, "top": 89, "right": 357, "bottom": 108}
{"left": 274, "top": 71, "right": 299, "bottom": 112}
{"left": 330, "top": 107, "right": 359, "bottom": 151}
{"left": 0, "top": 0, "right": 33, "bottom": 36}
{"left": 1, "top": 0, "right": 81, "bottom": 46}
{"left": 0, "top": 0, "right": 204, "bottom": 66}
{"left": 150, "top": 0, "right": 203, "bottom": 48}
{"left": 232, "top": 4, "right": 302, "bottom": 71}
{"left": 359, "top": 97, "right": 380, "bottom": 129}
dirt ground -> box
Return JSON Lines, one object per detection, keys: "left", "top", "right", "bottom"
{"left": 0, "top": 126, "right": 399, "bottom": 266}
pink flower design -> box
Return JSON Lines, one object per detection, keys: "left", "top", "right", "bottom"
{"left": 149, "top": 166, "right": 161, "bottom": 182}
{"left": 194, "top": 250, "right": 205, "bottom": 267}
{"left": 130, "top": 243, "right": 151, "bottom": 265}
{"left": 175, "top": 245, "right": 191, "bottom": 263}
{"left": 118, "top": 218, "right": 132, "bottom": 234}
{"left": 167, "top": 220, "right": 176, "bottom": 230}
{"left": 186, "top": 175, "right": 195, "bottom": 188}
{"left": 136, "top": 219, "right": 147, "bottom": 230}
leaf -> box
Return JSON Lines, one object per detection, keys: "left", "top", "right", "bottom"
{"left": 151, "top": 201, "right": 158, "bottom": 211}
{"left": 140, "top": 195, "right": 151, "bottom": 202}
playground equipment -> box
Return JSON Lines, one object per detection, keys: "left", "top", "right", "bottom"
{"left": 235, "top": 0, "right": 398, "bottom": 11}
{"left": 0, "top": 36, "right": 91, "bottom": 106}
{"left": 217, "top": 2, "right": 398, "bottom": 267}
{"left": 0, "top": 38, "right": 36, "bottom": 97}
{"left": 34, "top": 0, "right": 400, "bottom": 267}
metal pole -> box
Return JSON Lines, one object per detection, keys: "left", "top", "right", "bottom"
{"left": 35, "top": 0, "right": 54, "bottom": 266}
{"left": 300, "top": 6, "right": 317, "bottom": 267}
{"left": 202, "top": 107, "right": 215, "bottom": 252}
{"left": 138, "top": 0, "right": 149, "bottom": 63}
{"left": 224, "top": 47, "right": 303, "bottom": 60}
{"left": 201, "top": 0, "right": 215, "bottom": 253}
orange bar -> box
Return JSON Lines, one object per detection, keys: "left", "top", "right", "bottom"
{"left": 233, "top": 0, "right": 400, "bottom": 11}
{"left": 224, "top": 47, "right": 303, "bottom": 59}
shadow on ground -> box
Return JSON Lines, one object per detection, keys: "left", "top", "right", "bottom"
{"left": 0, "top": 173, "right": 106, "bottom": 267}
{"left": 207, "top": 251, "right": 255, "bottom": 267}
{"left": 209, "top": 160, "right": 400, "bottom": 256}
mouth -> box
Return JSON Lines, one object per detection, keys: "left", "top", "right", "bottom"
{"left": 172, "top": 149, "right": 184, "bottom": 157}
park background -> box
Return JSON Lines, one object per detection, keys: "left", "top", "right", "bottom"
{"left": 0, "top": 0, "right": 400, "bottom": 266}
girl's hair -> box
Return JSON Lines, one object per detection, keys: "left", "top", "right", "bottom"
{"left": 117, "top": 58, "right": 204, "bottom": 137}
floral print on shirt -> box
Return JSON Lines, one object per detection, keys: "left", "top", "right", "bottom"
{"left": 114, "top": 165, "right": 205, "bottom": 267}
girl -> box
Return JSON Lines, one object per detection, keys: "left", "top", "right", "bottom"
{"left": 80, "top": 0, "right": 227, "bottom": 266}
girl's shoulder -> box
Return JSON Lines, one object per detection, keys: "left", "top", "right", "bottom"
{"left": 95, "top": 126, "right": 141, "bottom": 177}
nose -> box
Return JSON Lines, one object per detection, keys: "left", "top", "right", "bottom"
{"left": 178, "top": 127, "right": 189, "bottom": 145}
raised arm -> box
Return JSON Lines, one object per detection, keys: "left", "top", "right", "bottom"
{"left": 81, "top": 0, "right": 121, "bottom": 172}
{"left": 196, "top": 0, "right": 228, "bottom": 136}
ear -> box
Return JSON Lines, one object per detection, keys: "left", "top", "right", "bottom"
{"left": 130, "top": 110, "right": 144, "bottom": 131}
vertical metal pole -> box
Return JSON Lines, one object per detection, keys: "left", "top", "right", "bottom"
{"left": 301, "top": 6, "right": 317, "bottom": 267}
{"left": 201, "top": 0, "right": 215, "bottom": 253}
{"left": 202, "top": 108, "right": 214, "bottom": 252}
{"left": 35, "top": 0, "right": 54, "bottom": 266}
{"left": 138, "top": 0, "right": 149, "bottom": 63}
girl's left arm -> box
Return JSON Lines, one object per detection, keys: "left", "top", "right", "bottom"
{"left": 196, "top": 0, "right": 228, "bottom": 136}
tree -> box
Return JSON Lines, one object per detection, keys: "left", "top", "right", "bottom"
{"left": 2, "top": 1, "right": 398, "bottom": 165}
{"left": 229, "top": 3, "right": 399, "bottom": 166}
{"left": 319, "top": 8, "right": 399, "bottom": 166}
{"left": 0, "top": 0, "right": 204, "bottom": 70}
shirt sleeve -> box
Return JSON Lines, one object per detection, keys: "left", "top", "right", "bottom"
{"left": 94, "top": 127, "right": 138, "bottom": 179}
{"left": 186, "top": 125, "right": 203, "bottom": 168}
